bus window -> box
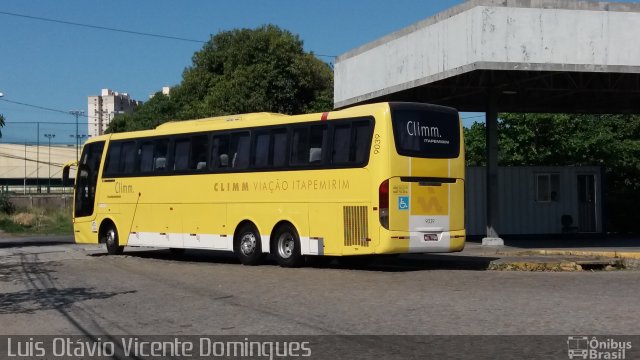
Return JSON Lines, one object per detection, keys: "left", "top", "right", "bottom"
{"left": 173, "top": 139, "right": 190, "bottom": 171}
{"left": 190, "top": 135, "right": 209, "bottom": 171}
{"left": 120, "top": 141, "right": 137, "bottom": 175}
{"left": 230, "top": 132, "right": 250, "bottom": 169}
{"left": 353, "top": 121, "right": 373, "bottom": 163}
{"left": 272, "top": 129, "right": 288, "bottom": 167}
{"left": 252, "top": 131, "right": 270, "bottom": 168}
{"left": 332, "top": 124, "right": 351, "bottom": 164}
{"left": 153, "top": 139, "right": 169, "bottom": 172}
{"left": 139, "top": 142, "right": 154, "bottom": 173}
{"left": 103, "top": 142, "right": 122, "bottom": 177}
{"left": 309, "top": 125, "right": 327, "bottom": 164}
{"left": 391, "top": 106, "right": 460, "bottom": 158}
{"left": 211, "top": 135, "right": 230, "bottom": 170}
{"left": 290, "top": 127, "right": 309, "bottom": 166}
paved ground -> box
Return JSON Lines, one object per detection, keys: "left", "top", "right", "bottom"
{"left": 1, "top": 236, "right": 640, "bottom": 337}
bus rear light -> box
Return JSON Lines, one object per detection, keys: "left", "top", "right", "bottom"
{"left": 379, "top": 179, "right": 389, "bottom": 229}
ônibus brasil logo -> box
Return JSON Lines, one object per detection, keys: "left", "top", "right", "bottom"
{"left": 567, "top": 336, "right": 632, "bottom": 359}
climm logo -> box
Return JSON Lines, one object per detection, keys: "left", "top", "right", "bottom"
{"left": 406, "top": 121, "right": 442, "bottom": 138}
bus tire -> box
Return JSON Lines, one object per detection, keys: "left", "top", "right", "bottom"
{"left": 104, "top": 224, "right": 124, "bottom": 255}
{"left": 273, "top": 224, "right": 304, "bottom": 268}
{"left": 234, "top": 223, "right": 265, "bottom": 266}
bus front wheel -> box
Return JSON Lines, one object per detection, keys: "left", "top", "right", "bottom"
{"left": 103, "top": 224, "right": 124, "bottom": 255}
{"left": 273, "top": 224, "right": 304, "bottom": 268}
{"left": 234, "top": 223, "right": 265, "bottom": 266}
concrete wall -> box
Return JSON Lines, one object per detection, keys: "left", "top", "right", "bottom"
{"left": 465, "top": 166, "right": 603, "bottom": 236}
{"left": 8, "top": 195, "right": 73, "bottom": 211}
{"left": 335, "top": 0, "right": 640, "bottom": 107}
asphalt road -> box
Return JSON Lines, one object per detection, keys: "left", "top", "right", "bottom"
{"left": 1, "top": 239, "right": 639, "bottom": 337}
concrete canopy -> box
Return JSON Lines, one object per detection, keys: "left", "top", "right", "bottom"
{"left": 334, "top": 0, "right": 640, "bottom": 113}
{"left": 334, "top": 0, "right": 640, "bottom": 243}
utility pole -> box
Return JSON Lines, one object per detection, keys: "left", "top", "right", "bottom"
{"left": 69, "top": 110, "right": 84, "bottom": 162}
{"left": 44, "top": 134, "right": 55, "bottom": 193}
{"left": 36, "top": 122, "right": 40, "bottom": 193}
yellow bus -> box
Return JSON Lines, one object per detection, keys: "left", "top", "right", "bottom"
{"left": 65, "top": 102, "right": 465, "bottom": 267}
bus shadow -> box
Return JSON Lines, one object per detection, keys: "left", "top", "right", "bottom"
{"left": 91, "top": 249, "right": 497, "bottom": 272}
{"left": 321, "top": 254, "right": 498, "bottom": 272}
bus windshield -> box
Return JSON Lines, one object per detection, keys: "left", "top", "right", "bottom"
{"left": 390, "top": 103, "right": 460, "bottom": 159}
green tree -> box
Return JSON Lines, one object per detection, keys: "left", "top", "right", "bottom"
{"left": 464, "top": 114, "right": 640, "bottom": 233}
{"left": 108, "top": 25, "right": 333, "bottom": 132}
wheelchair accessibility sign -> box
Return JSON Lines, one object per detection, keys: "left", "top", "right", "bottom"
{"left": 398, "top": 196, "right": 409, "bottom": 210}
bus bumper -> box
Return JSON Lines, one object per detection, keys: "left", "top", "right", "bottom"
{"left": 73, "top": 221, "right": 99, "bottom": 244}
{"left": 377, "top": 229, "right": 465, "bottom": 254}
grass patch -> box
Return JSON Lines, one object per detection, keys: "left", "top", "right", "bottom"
{"left": 0, "top": 207, "right": 73, "bottom": 235}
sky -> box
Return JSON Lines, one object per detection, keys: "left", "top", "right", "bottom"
{"left": 2, "top": 0, "right": 633, "bottom": 145}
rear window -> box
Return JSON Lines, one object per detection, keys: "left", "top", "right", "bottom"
{"left": 390, "top": 103, "right": 460, "bottom": 158}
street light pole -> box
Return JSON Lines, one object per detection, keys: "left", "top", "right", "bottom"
{"left": 69, "top": 110, "right": 84, "bottom": 162}
{"left": 36, "top": 122, "right": 40, "bottom": 193}
{"left": 44, "top": 134, "right": 55, "bottom": 193}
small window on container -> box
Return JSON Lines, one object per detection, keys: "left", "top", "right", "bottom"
{"left": 536, "top": 173, "right": 560, "bottom": 202}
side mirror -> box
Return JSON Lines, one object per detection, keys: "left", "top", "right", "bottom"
{"left": 62, "top": 161, "right": 76, "bottom": 187}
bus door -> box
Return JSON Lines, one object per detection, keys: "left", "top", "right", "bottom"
{"left": 73, "top": 141, "right": 105, "bottom": 228}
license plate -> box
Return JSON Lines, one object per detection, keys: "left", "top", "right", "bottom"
{"left": 423, "top": 234, "right": 438, "bottom": 242}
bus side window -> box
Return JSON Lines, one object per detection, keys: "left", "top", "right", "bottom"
{"left": 139, "top": 142, "right": 154, "bottom": 173}
{"left": 309, "top": 125, "right": 327, "bottom": 165}
{"left": 332, "top": 124, "right": 351, "bottom": 164}
{"left": 290, "top": 128, "right": 309, "bottom": 166}
{"left": 230, "top": 132, "right": 250, "bottom": 169}
{"left": 272, "top": 129, "right": 288, "bottom": 167}
{"left": 190, "top": 135, "right": 209, "bottom": 171}
{"left": 120, "top": 141, "right": 138, "bottom": 175}
{"left": 252, "top": 131, "right": 270, "bottom": 168}
{"left": 173, "top": 139, "right": 190, "bottom": 171}
{"left": 353, "top": 121, "right": 373, "bottom": 163}
{"left": 153, "top": 139, "right": 169, "bottom": 172}
{"left": 104, "top": 142, "right": 122, "bottom": 177}
{"left": 211, "top": 135, "right": 230, "bottom": 170}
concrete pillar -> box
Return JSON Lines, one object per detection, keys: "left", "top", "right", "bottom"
{"left": 482, "top": 89, "right": 504, "bottom": 246}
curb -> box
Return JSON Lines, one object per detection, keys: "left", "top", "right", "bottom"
{"left": 488, "top": 257, "right": 625, "bottom": 272}
{"left": 510, "top": 249, "right": 640, "bottom": 260}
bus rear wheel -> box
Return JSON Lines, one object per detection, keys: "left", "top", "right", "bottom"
{"left": 273, "top": 224, "right": 304, "bottom": 268}
{"left": 234, "top": 223, "right": 265, "bottom": 266}
{"left": 103, "top": 224, "right": 124, "bottom": 255}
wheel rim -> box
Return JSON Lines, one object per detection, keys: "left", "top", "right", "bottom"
{"left": 106, "top": 229, "right": 116, "bottom": 247}
{"left": 277, "top": 233, "right": 295, "bottom": 259}
{"left": 240, "top": 233, "right": 257, "bottom": 256}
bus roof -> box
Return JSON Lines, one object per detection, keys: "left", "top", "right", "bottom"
{"left": 155, "top": 112, "right": 289, "bottom": 131}
{"left": 85, "top": 102, "right": 427, "bottom": 143}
